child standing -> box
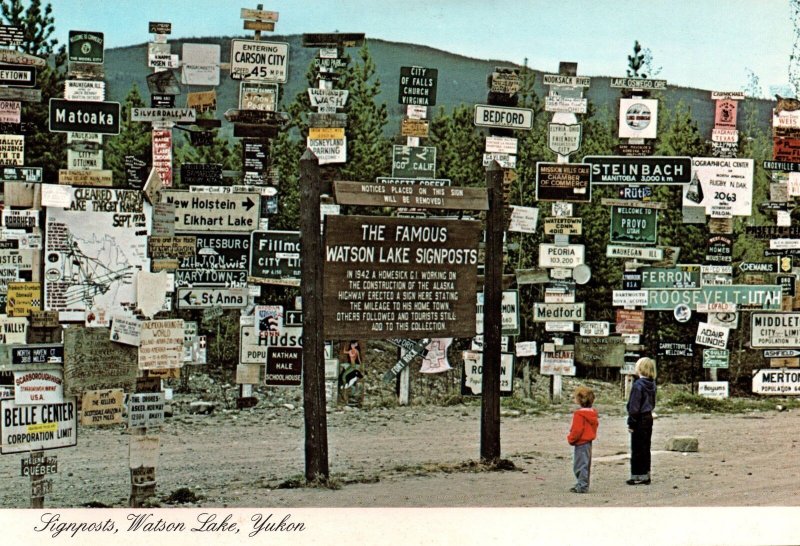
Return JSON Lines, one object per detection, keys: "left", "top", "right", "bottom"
{"left": 567, "top": 386, "right": 599, "bottom": 493}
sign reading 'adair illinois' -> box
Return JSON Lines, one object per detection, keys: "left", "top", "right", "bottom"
{"left": 323, "top": 215, "right": 480, "bottom": 339}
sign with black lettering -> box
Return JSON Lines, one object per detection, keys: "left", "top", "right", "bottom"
{"left": 0, "top": 398, "right": 77, "bottom": 454}
{"left": 230, "top": 39, "right": 288, "bottom": 83}
{"left": 249, "top": 230, "right": 301, "bottom": 285}
{"left": 177, "top": 287, "right": 248, "bottom": 309}
{"left": 266, "top": 347, "right": 302, "bottom": 386}
{"left": 162, "top": 190, "right": 259, "bottom": 232}
{"left": 461, "top": 351, "right": 514, "bottom": 396}
{"left": 333, "top": 180, "right": 488, "bottom": 210}
{"left": 398, "top": 66, "right": 438, "bottom": 106}
{"left": 583, "top": 156, "right": 692, "bottom": 184}
{"left": 474, "top": 104, "right": 533, "bottom": 130}
{"left": 752, "top": 369, "right": 800, "bottom": 395}
{"left": 323, "top": 215, "right": 480, "bottom": 339}
{"left": 127, "top": 392, "right": 165, "bottom": 428}
{"left": 48, "top": 98, "right": 120, "bottom": 134}
{"left": 68, "top": 30, "right": 104, "bottom": 63}
{"left": 0, "top": 64, "right": 35, "bottom": 87}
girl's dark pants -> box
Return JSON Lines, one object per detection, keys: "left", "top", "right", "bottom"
{"left": 630, "top": 412, "right": 653, "bottom": 479}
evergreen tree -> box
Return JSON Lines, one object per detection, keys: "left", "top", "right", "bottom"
{"left": 427, "top": 104, "right": 483, "bottom": 187}
{"left": 0, "top": 0, "right": 66, "bottom": 181}
{"left": 104, "top": 83, "right": 149, "bottom": 185}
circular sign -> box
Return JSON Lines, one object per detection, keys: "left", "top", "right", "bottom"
{"left": 572, "top": 264, "right": 591, "bottom": 285}
{"left": 625, "top": 102, "right": 652, "bottom": 130}
{"left": 674, "top": 304, "right": 691, "bottom": 323}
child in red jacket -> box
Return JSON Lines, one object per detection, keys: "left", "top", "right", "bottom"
{"left": 567, "top": 386, "right": 599, "bottom": 493}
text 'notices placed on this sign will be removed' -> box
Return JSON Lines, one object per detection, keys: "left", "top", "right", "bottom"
{"left": 323, "top": 215, "right": 480, "bottom": 339}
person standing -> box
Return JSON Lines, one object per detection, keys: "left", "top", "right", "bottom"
{"left": 567, "top": 386, "right": 599, "bottom": 493}
{"left": 627, "top": 357, "right": 657, "bottom": 485}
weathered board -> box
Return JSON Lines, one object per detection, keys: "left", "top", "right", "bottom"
{"left": 333, "top": 180, "right": 488, "bottom": 210}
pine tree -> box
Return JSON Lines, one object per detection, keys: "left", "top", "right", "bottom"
{"left": 427, "top": 104, "right": 483, "bottom": 187}
{"left": 0, "top": 0, "right": 67, "bottom": 181}
{"left": 104, "top": 84, "right": 149, "bottom": 185}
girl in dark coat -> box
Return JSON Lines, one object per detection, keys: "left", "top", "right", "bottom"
{"left": 627, "top": 357, "right": 657, "bottom": 485}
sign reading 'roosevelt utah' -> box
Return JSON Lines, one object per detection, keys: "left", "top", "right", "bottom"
{"left": 323, "top": 216, "right": 480, "bottom": 339}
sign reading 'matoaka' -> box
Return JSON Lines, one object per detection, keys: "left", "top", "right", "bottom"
{"left": 323, "top": 215, "right": 480, "bottom": 339}
{"left": 48, "top": 98, "right": 120, "bottom": 134}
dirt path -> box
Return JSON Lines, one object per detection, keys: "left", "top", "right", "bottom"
{"left": 2, "top": 403, "right": 798, "bottom": 509}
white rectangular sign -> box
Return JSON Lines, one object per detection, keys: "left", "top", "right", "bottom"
{"left": 682, "top": 158, "right": 754, "bottom": 217}
{"left": 540, "top": 351, "right": 576, "bottom": 375}
{"left": 544, "top": 96, "right": 587, "bottom": 114}
{"left": 485, "top": 136, "right": 518, "bottom": 154}
{"left": 579, "top": 321, "right": 610, "bottom": 337}
{"left": 698, "top": 381, "right": 729, "bottom": 399}
{"left": 612, "top": 290, "right": 648, "bottom": 307}
{"left": 64, "top": 80, "right": 105, "bottom": 102}
{"left": 110, "top": 316, "right": 141, "bottom": 346}
{"left": 0, "top": 398, "right": 77, "bottom": 454}
{"left": 307, "top": 136, "right": 346, "bottom": 165}
{"left": 515, "top": 341, "right": 537, "bottom": 357}
{"left": 307, "top": 88, "right": 348, "bottom": 109}
{"left": 474, "top": 104, "right": 533, "bottom": 130}
{"left": 181, "top": 43, "right": 221, "bottom": 86}
{"left": 131, "top": 108, "right": 196, "bottom": 123}
{"left": 13, "top": 369, "right": 63, "bottom": 405}
{"left": 606, "top": 245, "right": 664, "bottom": 260}
{"left": 696, "top": 322, "right": 730, "bottom": 349}
{"left": 533, "top": 303, "right": 585, "bottom": 322}
{"left": 163, "top": 190, "right": 260, "bottom": 232}
{"left": 230, "top": 39, "right": 289, "bottom": 83}
{"left": 508, "top": 206, "right": 538, "bottom": 233}
{"left": 0, "top": 134, "right": 23, "bottom": 165}
{"left": 138, "top": 319, "right": 184, "bottom": 370}
{"left": 538, "top": 243, "right": 585, "bottom": 268}
{"left": 752, "top": 368, "right": 800, "bottom": 395}
{"left": 128, "top": 392, "right": 166, "bottom": 428}
{"left": 751, "top": 313, "right": 800, "bottom": 348}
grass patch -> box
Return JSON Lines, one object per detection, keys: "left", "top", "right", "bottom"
{"left": 273, "top": 473, "right": 382, "bottom": 490}
{"left": 391, "top": 459, "right": 518, "bottom": 477}
{"left": 659, "top": 391, "right": 800, "bottom": 413}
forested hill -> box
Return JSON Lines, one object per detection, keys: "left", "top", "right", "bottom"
{"left": 103, "top": 34, "right": 775, "bottom": 135}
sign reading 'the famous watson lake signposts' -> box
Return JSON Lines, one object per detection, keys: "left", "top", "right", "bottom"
{"left": 323, "top": 216, "right": 480, "bottom": 339}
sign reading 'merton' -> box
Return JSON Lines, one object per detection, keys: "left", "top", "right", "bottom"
{"left": 323, "top": 215, "right": 480, "bottom": 339}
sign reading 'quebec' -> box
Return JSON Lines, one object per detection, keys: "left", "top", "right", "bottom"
{"left": 48, "top": 98, "right": 120, "bottom": 135}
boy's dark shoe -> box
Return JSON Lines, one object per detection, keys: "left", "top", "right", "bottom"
{"left": 569, "top": 487, "right": 587, "bottom": 493}
{"left": 626, "top": 478, "right": 651, "bottom": 485}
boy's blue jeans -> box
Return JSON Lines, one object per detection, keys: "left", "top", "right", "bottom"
{"left": 573, "top": 441, "right": 592, "bottom": 492}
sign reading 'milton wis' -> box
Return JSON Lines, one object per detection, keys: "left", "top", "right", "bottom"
{"left": 323, "top": 216, "right": 480, "bottom": 339}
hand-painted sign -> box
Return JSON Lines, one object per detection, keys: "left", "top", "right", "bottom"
{"left": 392, "top": 145, "right": 436, "bottom": 178}
{"left": 128, "top": 392, "right": 165, "bottom": 428}
{"left": 574, "top": 336, "right": 625, "bottom": 367}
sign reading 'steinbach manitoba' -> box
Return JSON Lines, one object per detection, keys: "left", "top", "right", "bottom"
{"left": 323, "top": 215, "right": 480, "bottom": 339}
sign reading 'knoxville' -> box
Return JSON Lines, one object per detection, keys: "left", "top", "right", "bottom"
{"left": 323, "top": 216, "right": 480, "bottom": 339}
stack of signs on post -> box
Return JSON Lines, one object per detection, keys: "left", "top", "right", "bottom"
{"left": 711, "top": 92, "right": 742, "bottom": 158}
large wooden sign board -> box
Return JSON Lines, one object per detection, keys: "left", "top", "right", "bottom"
{"left": 63, "top": 327, "right": 138, "bottom": 396}
{"left": 323, "top": 215, "right": 480, "bottom": 339}
{"left": 333, "top": 180, "right": 488, "bottom": 210}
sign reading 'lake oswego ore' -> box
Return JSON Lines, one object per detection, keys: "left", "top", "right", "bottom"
{"left": 583, "top": 156, "right": 692, "bottom": 184}
{"left": 323, "top": 216, "right": 480, "bottom": 339}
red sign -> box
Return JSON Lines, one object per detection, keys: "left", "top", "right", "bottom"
{"left": 774, "top": 137, "right": 800, "bottom": 163}
{"left": 714, "top": 99, "right": 738, "bottom": 130}
{"left": 615, "top": 309, "right": 645, "bottom": 334}
{"left": 152, "top": 128, "right": 172, "bottom": 187}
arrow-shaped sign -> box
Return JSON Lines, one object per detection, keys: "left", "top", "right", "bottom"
{"left": 763, "top": 349, "right": 800, "bottom": 358}
{"left": 223, "top": 109, "right": 289, "bottom": 125}
{"left": 382, "top": 338, "right": 430, "bottom": 382}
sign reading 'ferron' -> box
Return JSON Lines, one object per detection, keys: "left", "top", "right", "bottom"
{"left": 323, "top": 215, "right": 480, "bottom": 339}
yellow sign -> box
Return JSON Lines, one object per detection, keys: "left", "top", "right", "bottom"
{"left": 308, "top": 127, "right": 345, "bottom": 140}
{"left": 81, "top": 389, "right": 124, "bottom": 426}
{"left": 6, "top": 281, "right": 41, "bottom": 317}
{"left": 401, "top": 118, "right": 429, "bottom": 137}
{"left": 187, "top": 90, "right": 217, "bottom": 113}
{"left": 58, "top": 169, "right": 113, "bottom": 186}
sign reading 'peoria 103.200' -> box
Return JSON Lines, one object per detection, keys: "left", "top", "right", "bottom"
{"left": 323, "top": 215, "right": 480, "bottom": 339}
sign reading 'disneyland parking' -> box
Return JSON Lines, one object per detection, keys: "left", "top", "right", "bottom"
{"left": 583, "top": 156, "right": 692, "bottom": 184}
{"left": 48, "top": 99, "right": 120, "bottom": 134}
{"left": 323, "top": 215, "right": 480, "bottom": 339}
{"left": 474, "top": 104, "right": 533, "bottom": 130}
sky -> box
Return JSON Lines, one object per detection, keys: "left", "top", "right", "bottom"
{"left": 47, "top": 0, "right": 795, "bottom": 95}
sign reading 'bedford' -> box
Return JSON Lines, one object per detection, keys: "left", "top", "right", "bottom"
{"left": 474, "top": 104, "right": 533, "bottom": 130}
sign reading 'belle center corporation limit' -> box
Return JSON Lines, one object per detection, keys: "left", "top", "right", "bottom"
{"left": 323, "top": 216, "right": 480, "bottom": 339}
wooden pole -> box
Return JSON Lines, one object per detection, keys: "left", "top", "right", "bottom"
{"left": 399, "top": 349, "right": 410, "bottom": 406}
{"left": 300, "top": 148, "right": 329, "bottom": 481}
{"left": 29, "top": 450, "right": 44, "bottom": 509}
{"left": 480, "top": 161, "right": 504, "bottom": 463}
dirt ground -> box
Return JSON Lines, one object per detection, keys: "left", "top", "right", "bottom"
{"left": 2, "top": 396, "right": 799, "bottom": 509}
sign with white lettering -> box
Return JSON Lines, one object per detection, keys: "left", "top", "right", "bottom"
{"left": 68, "top": 30, "right": 103, "bottom": 63}
{"left": 266, "top": 347, "right": 302, "bottom": 386}
{"left": 641, "top": 265, "right": 701, "bottom": 289}
{"left": 399, "top": 66, "right": 438, "bottom": 106}
{"left": 536, "top": 163, "right": 591, "bottom": 202}
{"left": 249, "top": 230, "right": 301, "bottom": 285}
{"left": 48, "top": 99, "right": 120, "bottom": 134}
{"left": 0, "top": 397, "right": 77, "bottom": 454}
{"left": 703, "top": 349, "right": 729, "bottom": 369}
{"left": 584, "top": 156, "right": 692, "bottom": 184}
{"left": 392, "top": 145, "right": 436, "bottom": 178}
{"left": 645, "top": 285, "right": 781, "bottom": 311}
{"left": 610, "top": 206, "right": 657, "bottom": 244}
{"left": 230, "top": 39, "right": 288, "bottom": 83}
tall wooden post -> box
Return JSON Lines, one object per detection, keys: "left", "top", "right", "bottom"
{"left": 480, "top": 161, "right": 504, "bottom": 462}
{"left": 300, "top": 148, "right": 329, "bottom": 481}
{"left": 29, "top": 450, "right": 45, "bottom": 509}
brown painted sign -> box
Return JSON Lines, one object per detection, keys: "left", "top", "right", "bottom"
{"left": 63, "top": 326, "right": 138, "bottom": 396}
{"left": 401, "top": 118, "right": 429, "bottom": 137}
{"left": 147, "top": 236, "right": 197, "bottom": 259}
{"left": 574, "top": 336, "right": 626, "bottom": 367}
{"left": 333, "top": 180, "right": 488, "bottom": 210}
{"left": 536, "top": 162, "right": 591, "bottom": 202}
{"left": 80, "top": 388, "right": 124, "bottom": 426}
{"left": 323, "top": 215, "right": 480, "bottom": 339}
